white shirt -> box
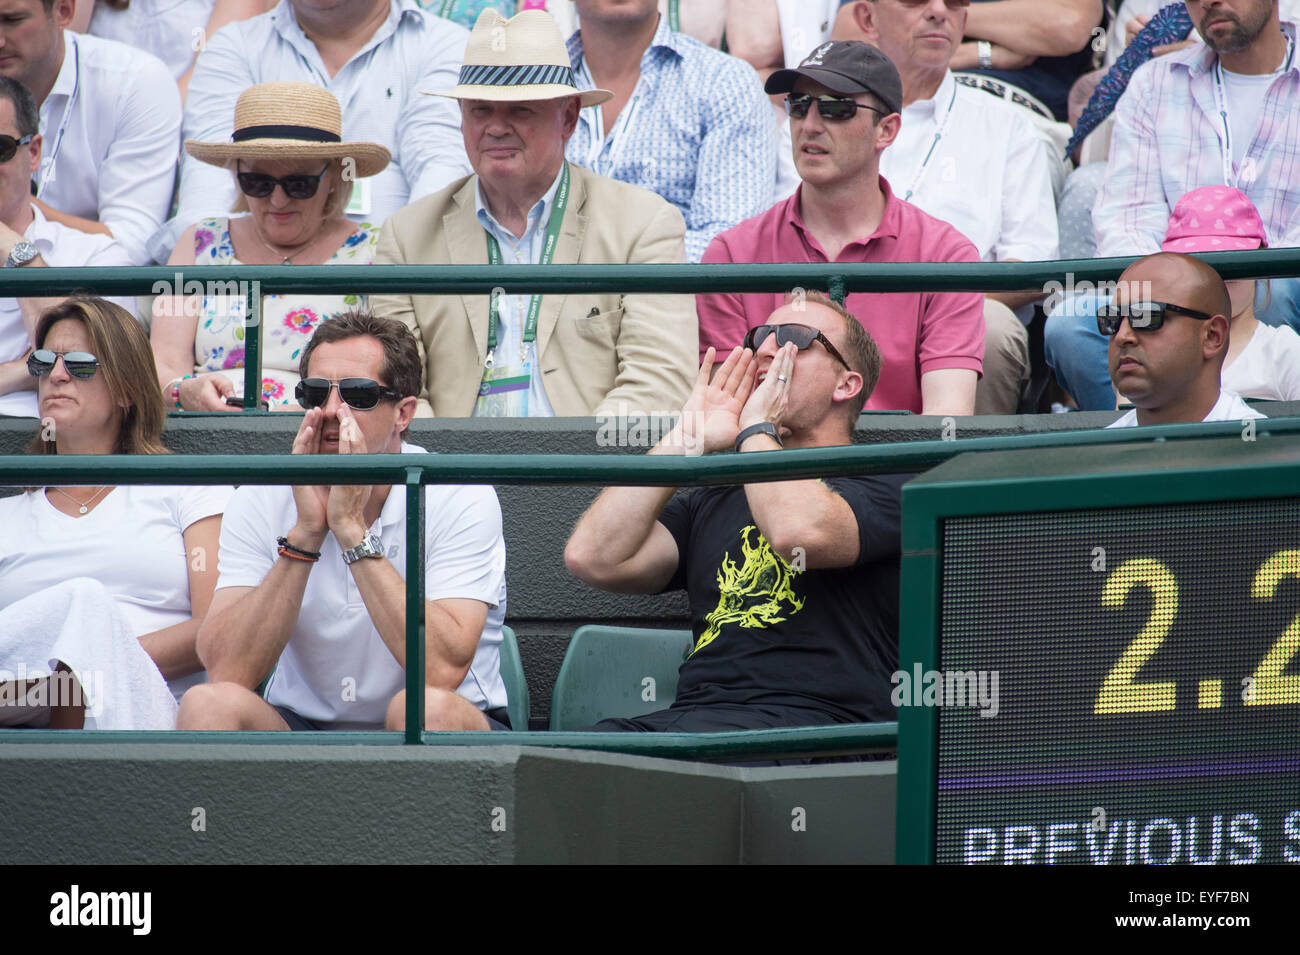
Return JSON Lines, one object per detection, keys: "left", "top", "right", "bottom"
{"left": 880, "top": 71, "right": 1059, "bottom": 263}
{"left": 215, "top": 443, "right": 508, "bottom": 727}
{"left": 161, "top": 0, "right": 472, "bottom": 262}
{"left": 472, "top": 166, "right": 566, "bottom": 417}
{"left": 0, "top": 205, "right": 135, "bottom": 418}
{"left": 1107, "top": 389, "right": 1267, "bottom": 427}
{"left": 1221, "top": 66, "right": 1282, "bottom": 168}
{"left": 37, "top": 32, "right": 182, "bottom": 266}
{"left": 85, "top": 0, "right": 217, "bottom": 81}
{"left": 1223, "top": 322, "right": 1300, "bottom": 401}
{"left": 0, "top": 484, "right": 232, "bottom": 700}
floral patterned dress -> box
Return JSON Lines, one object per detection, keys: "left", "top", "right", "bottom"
{"left": 191, "top": 217, "right": 379, "bottom": 408}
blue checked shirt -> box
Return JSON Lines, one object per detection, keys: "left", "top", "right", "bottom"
{"left": 566, "top": 17, "right": 776, "bottom": 263}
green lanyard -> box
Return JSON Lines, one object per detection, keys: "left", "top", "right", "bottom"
{"left": 439, "top": 0, "right": 456, "bottom": 18}
{"left": 667, "top": 0, "right": 679, "bottom": 32}
{"left": 483, "top": 162, "right": 570, "bottom": 367}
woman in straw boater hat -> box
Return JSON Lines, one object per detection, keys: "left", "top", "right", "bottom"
{"left": 151, "top": 82, "right": 390, "bottom": 412}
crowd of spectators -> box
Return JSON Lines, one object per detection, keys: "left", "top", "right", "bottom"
{"left": 1, "top": 1, "right": 1296, "bottom": 735}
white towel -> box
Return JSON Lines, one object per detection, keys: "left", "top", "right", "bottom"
{"left": 0, "top": 577, "right": 178, "bottom": 730}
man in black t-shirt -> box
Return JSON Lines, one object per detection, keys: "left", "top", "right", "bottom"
{"left": 564, "top": 291, "right": 908, "bottom": 731}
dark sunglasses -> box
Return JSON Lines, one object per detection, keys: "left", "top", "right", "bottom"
{"left": 27, "top": 349, "right": 99, "bottom": 379}
{"left": 236, "top": 165, "right": 331, "bottom": 200}
{"left": 295, "top": 377, "right": 404, "bottom": 411}
{"left": 0, "top": 133, "right": 33, "bottom": 164}
{"left": 743, "top": 323, "right": 851, "bottom": 369}
{"left": 1096, "top": 301, "right": 1215, "bottom": 336}
{"left": 784, "top": 93, "right": 886, "bottom": 122}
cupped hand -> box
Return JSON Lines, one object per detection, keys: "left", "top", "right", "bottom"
{"left": 738, "top": 341, "right": 794, "bottom": 434}
{"left": 327, "top": 404, "right": 372, "bottom": 546}
{"left": 289, "top": 407, "right": 330, "bottom": 548}
{"left": 677, "top": 345, "right": 758, "bottom": 454}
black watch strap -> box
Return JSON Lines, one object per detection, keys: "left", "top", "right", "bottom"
{"left": 733, "top": 421, "right": 782, "bottom": 453}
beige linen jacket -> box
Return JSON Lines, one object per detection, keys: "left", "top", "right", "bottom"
{"left": 370, "top": 163, "right": 698, "bottom": 417}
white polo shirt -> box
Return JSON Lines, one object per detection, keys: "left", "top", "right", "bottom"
{"left": 1223, "top": 323, "right": 1300, "bottom": 402}
{"left": 1107, "top": 389, "right": 1267, "bottom": 428}
{"left": 0, "top": 205, "right": 135, "bottom": 418}
{"left": 215, "top": 443, "right": 508, "bottom": 727}
{"left": 880, "top": 70, "right": 1059, "bottom": 263}
{"left": 37, "top": 32, "right": 182, "bottom": 266}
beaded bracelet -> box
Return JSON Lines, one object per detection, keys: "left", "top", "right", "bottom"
{"left": 171, "top": 374, "right": 195, "bottom": 410}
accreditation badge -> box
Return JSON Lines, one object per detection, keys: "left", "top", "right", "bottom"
{"left": 474, "top": 362, "right": 531, "bottom": 417}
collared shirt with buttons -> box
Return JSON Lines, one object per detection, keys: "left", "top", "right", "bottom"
{"left": 565, "top": 15, "right": 775, "bottom": 264}
{"left": 158, "top": 0, "right": 473, "bottom": 261}
{"left": 472, "top": 164, "right": 567, "bottom": 417}
{"left": 37, "top": 32, "right": 181, "bottom": 266}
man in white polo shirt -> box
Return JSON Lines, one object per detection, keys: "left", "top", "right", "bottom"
{"left": 176, "top": 311, "right": 511, "bottom": 732}
{"left": 1104, "top": 252, "right": 1266, "bottom": 428}
{"left": 0, "top": 76, "right": 130, "bottom": 418}
{"left": 841, "top": 0, "right": 1059, "bottom": 415}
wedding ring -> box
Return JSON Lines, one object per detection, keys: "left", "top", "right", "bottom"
{"left": 776, "top": 374, "right": 788, "bottom": 382}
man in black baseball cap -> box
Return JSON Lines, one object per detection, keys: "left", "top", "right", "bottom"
{"left": 764, "top": 40, "right": 904, "bottom": 115}
{"left": 696, "top": 38, "right": 986, "bottom": 420}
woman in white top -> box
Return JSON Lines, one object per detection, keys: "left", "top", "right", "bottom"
{"left": 1161, "top": 186, "right": 1300, "bottom": 401}
{"left": 0, "top": 297, "right": 229, "bottom": 729}
{"left": 151, "top": 82, "right": 390, "bottom": 412}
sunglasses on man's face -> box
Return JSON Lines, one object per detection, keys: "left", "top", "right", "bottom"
{"left": 236, "top": 165, "right": 331, "bottom": 200}
{"left": 1096, "top": 301, "right": 1215, "bottom": 336}
{"left": 295, "top": 377, "right": 404, "bottom": 411}
{"left": 784, "top": 93, "right": 885, "bottom": 122}
{"left": 27, "top": 349, "right": 99, "bottom": 379}
{"left": 743, "top": 323, "right": 851, "bottom": 369}
{"left": 0, "top": 133, "right": 33, "bottom": 164}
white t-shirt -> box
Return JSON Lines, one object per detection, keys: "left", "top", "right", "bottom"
{"left": 0, "top": 205, "right": 135, "bottom": 419}
{"left": 1222, "top": 321, "right": 1300, "bottom": 400}
{"left": 1221, "top": 67, "right": 1282, "bottom": 168}
{"left": 880, "top": 70, "right": 1060, "bottom": 262}
{"left": 0, "top": 483, "right": 232, "bottom": 699}
{"left": 1107, "top": 389, "right": 1267, "bottom": 427}
{"left": 215, "top": 444, "right": 508, "bottom": 727}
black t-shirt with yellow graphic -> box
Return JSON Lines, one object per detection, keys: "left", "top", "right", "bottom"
{"left": 657, "top": 474, "right": 909, "bottom": 725}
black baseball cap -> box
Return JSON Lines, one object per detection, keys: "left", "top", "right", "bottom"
{"left": 764, "top": 41, "right": 903, "bottom": 116}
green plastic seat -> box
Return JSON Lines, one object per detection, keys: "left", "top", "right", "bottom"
{"left": 499, "top": 625, "right": 530, "bottom": 731}
{"left": 548, "top": 625, "right": 693, "bottom": 731}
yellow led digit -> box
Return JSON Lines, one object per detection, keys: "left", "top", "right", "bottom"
{"left": 1247, "top": 549, "right": 1300, "bottom": 706}
{"left": 1096, "top": 558, "right": 1179, "bottom": 714}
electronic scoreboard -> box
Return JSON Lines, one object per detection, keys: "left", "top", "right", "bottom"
{"left": 897, "top": 431, "right": 1300, "bottom": 865}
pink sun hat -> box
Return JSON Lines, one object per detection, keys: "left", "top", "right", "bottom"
{"left": 1162, "top": 186, "right": 1269, "bottom": 253}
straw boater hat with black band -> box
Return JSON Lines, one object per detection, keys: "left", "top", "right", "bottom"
{"left": 185, "top": 82, "right": 391, "bottom": 177}
{"left": 428, "top": 9, "right": 612, "bottom": 107}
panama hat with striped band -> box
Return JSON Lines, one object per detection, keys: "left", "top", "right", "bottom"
{"left": 185, "top": 82, "right": 391, "bottom": 177}
{"left": 428, "top": 8, "right": 612, "bottom": 107}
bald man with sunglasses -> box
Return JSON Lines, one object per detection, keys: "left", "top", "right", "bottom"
{"left": 178, "top": 311, "right": 512, "bottom": 734}
{"left": 1105, "top": 252, "right": 1266, "bottom": 427}
{"left": 567, "top": 294, "right": 910, "bottom": 735}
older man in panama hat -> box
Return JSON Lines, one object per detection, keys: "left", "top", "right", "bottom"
{"left": 370, "top": 8, "right": 698, "bottom": 419}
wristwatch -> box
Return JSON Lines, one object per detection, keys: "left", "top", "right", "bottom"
{"left": 977, "top": 40, "right": 994, "bottom": 70}
{"left": 341, "top": 533, "right": 385, "bottom": 565}
{"left": 5, "top": 240, "right": 39, "bottom": 268}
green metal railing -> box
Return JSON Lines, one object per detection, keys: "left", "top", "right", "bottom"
{"left": 2, "top": 252, "right": 1297, "bottom": 759}
{"left": 6, "top": 248, "right": 1298, "bottom": 411}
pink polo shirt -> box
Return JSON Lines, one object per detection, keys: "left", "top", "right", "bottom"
{"left": 697, "top": 177, "right": 984, "bottom": 414}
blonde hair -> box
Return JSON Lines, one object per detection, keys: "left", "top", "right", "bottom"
{"left": 228, "top": 159, "right": 354, "bottom": 220}
{"left": 27, "top": 296, "right": 169, "bottom": 456}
